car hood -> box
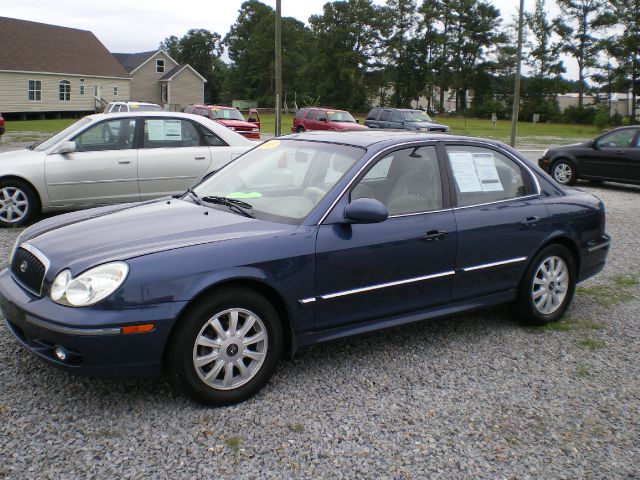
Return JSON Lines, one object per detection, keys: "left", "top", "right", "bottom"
{"left": 0, "top": 147, "right": 42, "bottom": 163}
{"left": 549, "top": 142, "right": 590, "bottom": 152}
{"left": 21, "top": 200, "right": 290, "bottom": 274}
{"left": 329, "top": 122, "right": 369, "bottom": 130}
{"left": 407, "top": 121, "right": 448, "bottom": 129}
{"left": 215, "top": 119, "right": 258, "bottom": 129}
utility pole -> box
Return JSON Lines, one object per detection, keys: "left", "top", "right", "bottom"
{"left": 275, "top": 0, "right": 282, "bottom": 137}
{"left": 510, "top": 0, "right": 525, "bottom": 147}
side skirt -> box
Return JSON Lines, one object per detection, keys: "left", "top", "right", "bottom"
{"left": 294, "top": 290, "right": 516, "bottom": 351}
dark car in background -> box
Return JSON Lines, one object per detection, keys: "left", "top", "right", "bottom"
{"left": 0, "top": 131, "right": 609, "bottom": 406}
{"left": 291, "top": 107, "right": 368, "bottom": 133}
{"left": 364, "top": 108, "right": 449, "bottom": 132}
{"left": 185, "top": 104, "right": 261, "bottom": 139}
{"left": 539, "top": 126, "right": 640, "bottom": 185}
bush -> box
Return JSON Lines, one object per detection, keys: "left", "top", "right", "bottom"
{"left": 593, "top": 106, "right": 609, "bottom": 129}
{"left": 562, "top": 106, "right": 597, "bottom": 124}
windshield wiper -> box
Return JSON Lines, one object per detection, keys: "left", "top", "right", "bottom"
{"left": 202, "top": 195, "right": 255, "bottom": 218}
{"left": 179, "top": 188, "right": 204, "bottom": 206}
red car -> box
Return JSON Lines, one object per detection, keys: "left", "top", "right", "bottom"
{"left": 291, "top": 107, "right": 368, "bottom": 133}
{"left": 185, "top": 104, "right": 261, "bottom": 139}
{"left": 0, "top": 113, "right": 5, "bottom": 137}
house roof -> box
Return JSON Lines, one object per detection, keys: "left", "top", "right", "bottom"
{"left": 159, "top": 64, "right": 207, "bottom": 83}
{"left": 0, "top": 17, "right": 130, "bottom": 78}
{"left": 112, "top": 51, "right": 158, "bottom": 73}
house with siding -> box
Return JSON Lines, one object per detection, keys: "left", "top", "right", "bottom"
{"left": 0, "top": 17, "right": 130, "bottom": 118}
{"left": 112, "top": 50, "right": 206, "bottom": 111}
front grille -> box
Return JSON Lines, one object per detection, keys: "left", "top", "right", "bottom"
{"left": 11, "top": 247, "right": 47, "bottom": 296}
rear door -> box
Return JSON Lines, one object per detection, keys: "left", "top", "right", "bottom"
{"left": 45, "top": 117, "right": 139, "bottom": 206}
{"left": 137, "top": 117, "right": 212, "bottom": 200}
{"left": 443, "top": 143, "right": 549, "bottom": 300}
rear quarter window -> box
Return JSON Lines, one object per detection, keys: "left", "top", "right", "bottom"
{"left": 366, "top": 109, "right": 380, "bottom": 120}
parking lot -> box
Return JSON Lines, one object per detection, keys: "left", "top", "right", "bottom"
{"left": 0, "top": 172, "right": 638, "bottom": 478}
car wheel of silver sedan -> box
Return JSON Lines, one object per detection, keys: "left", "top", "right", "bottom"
{"left": 515, "top": 244, "right": 576, "bottom": 325}
{"left": 552, "top": 160, "right": 577, "bottom": 185}
{"left": 0, "top": 180, "right": 38, "bottom": 227}
{"left": 167, "top": 287, "right": 283, "bottom": 406}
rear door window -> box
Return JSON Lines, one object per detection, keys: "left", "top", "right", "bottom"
{"left": 379, "top": 110, "right": 391, "bottom": 122}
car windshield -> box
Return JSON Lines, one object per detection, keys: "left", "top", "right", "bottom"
{"left": 327, "top": 111, "right": 356, "bottom": 123}
{"left": 193, "top": 139, "right": 365, "bottom": 223}
{"left": 131, "top": 104, "right": 163, "bottom": 111}
{"left": 210, "top": 108, "right": 245, "bottom": 121}
{"left": 403, "top": 111, "right": 434, "bottom": 123}
{"left": 32, "top": 117, "right": 92, "bottom": 151}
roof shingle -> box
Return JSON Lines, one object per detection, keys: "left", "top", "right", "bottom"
{"left": 0, "top": 17, "right": 130, "bottom": 78}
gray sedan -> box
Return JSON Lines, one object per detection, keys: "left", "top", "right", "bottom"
{"left": 0, "top": 112, "right": 254, "bottom": 227}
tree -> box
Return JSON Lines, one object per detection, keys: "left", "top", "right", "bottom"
{"left": 160, "top": 29, "right": 226, "bottom": 102}
{"left": 554, "top": 0, "right": 608, "bottom": 108}
{"left": 307, "top": 0, "right": 387, "bottom": 110}
{"left": 603, "top": 0, "right": 640, "bottom": 122}
{"left": 224, "top": 0, "right": 313, "bottom": 106}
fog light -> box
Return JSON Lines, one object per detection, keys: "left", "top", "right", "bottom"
{"left": 54, "top": 346, "right": 67, "bottom": 361}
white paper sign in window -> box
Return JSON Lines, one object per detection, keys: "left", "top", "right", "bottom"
{"left": 449, "top": 151, "right": 504, "bottom": 193}
{"left": 147, "top": 120, "right": 183, "bottom": 141}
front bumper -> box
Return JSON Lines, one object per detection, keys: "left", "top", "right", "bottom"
{"left": 0, "top": 268, "right": 187, "bottom": 377}
{"left": 538, "top": 157, "right": 551, "bottom": 173}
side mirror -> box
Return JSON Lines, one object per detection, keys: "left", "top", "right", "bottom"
{"left": 344, "top": 198, "right": 388, "bottom": 224}
{"left": 591, "top": 139, "right": 599, "bottom": 150}
{"left": 356, "top": 119, "right": 360, "bottom": 124}
{"left": 54, "top": 141, "right": 76, "bottom": 154}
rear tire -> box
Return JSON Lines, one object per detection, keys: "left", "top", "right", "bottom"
{"left": 551, "top": 159, "right": 577, "bottom": 185}
{"left": 514, "top": 244, "right": 577, "bottom": 326}
{"left": 296, "top": 126, "right": 305, "bottom": 133}
{"left": 166, "top": 287, "right": 283, "bottom": 406}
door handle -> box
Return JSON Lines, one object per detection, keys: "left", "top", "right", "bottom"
{"left": 118, "top": 160, "right": 131, "bottom": 164}
{"left": 520, "top": 216, "right": 542, "bottom": 226}
{"left": 194, "top": 156, "right": 207, "bottom": 160}
{"left": 420, "top": 230, "right": 447, "bottom": 242}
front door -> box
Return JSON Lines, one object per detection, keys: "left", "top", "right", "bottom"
{"left": 578, "top": 128, "right": 638, "bottom": 180}
{"left": 45, "top": 118, "right": 139, "bottom": 206}
{"left": 314, "top": 144, "right": 456, "bottom": 330}
{"left": 442, "top": 143, "right": 549, "bottom": 300}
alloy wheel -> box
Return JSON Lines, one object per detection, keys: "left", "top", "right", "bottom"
{"left": 531, "top": 255, "right": 569, "bottom": 315}
{"left": 0, "top": 187, "right": 29, "bottom": 224}
{"left": 192, "top": 308, "right": 268, "bottom": 391}
{"left": 553, "top": 163, "right": 573, "bottom": 184}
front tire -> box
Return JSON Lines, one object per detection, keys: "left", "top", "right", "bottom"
{"left": 0, "top": 179, "right": 39, "bottom": 227}
{"left": 167, "top": 287, "right": 283, "bottom": 406}
{"left": 514, "top": 244, "right": 577, "bottom": 325}
{"left": 551, "top": 159, "right": 577, "bottom": 185}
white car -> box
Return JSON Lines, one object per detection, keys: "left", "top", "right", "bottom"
{"left": 0, "top": 112, "right": 254, "bottom": 226}
{"left": 104, "top": 101, "right": 163, "bottom": 113}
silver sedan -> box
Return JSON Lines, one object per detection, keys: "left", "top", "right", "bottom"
{"left": 0, "top": 112, "right": 255, "bottom": 226}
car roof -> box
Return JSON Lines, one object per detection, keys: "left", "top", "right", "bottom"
{"left": 286, "top": 130, "right": 500, "bottom": 149}
{"left": 86, "top": 111, "right": 220, "bottom": 121}
{"left": 108, "top": 101, "right": 159, "bottom": 106}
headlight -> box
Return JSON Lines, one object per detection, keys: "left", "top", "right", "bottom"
{"left": 228, "top": 127, "right": 236, "bottom": 131}
{"left": 252, "top": 128, "right": 259, "bottom": 132}
{"left": 50, "top": 262, "right": 129, "bottom": 307}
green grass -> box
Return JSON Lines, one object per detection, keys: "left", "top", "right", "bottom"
{"left": 577, "top": 337, "right": 605, "bottom": 351}
{"left": 6, "top": 118, "right": 76, "bottom": 134}
{"left": 224, "top": 436, "right": 241, "bottom": 451}
{"left": 527, "top": 315, "right": 605, "bottom": 333}
{"left": 4, "top": 114, "right": 601, "bottom": 144}
{"left": 576, "top": 365, "right": 591, "bottom": 377}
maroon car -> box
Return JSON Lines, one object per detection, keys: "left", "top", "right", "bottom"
{"left": 185, "top": 104, "right": 261, "bottom": 139}
{"left": 291, "top": 107, "right": 368, "bottom": 133}
{"left": 0, "top": 113, "right": 5, "bottom": 137}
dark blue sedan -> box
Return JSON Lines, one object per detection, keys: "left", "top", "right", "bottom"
{"left": 0, "top": 131, "right": 610, "bottom": 405}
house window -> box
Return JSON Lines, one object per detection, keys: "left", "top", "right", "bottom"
{"left": 59, "top": 80, "right": 71, "bottom": 101}
{"left": 79, "top": 78, "right": 85, "bottom": 95}
{"left": 161, "top": 84, "right": 168, "bottom": 102}
{"left": 113, "top": 86, "right": 118, "bottom": 96}
{"left": 156, "top": 59, "right": 165, "bottom": 73}
{"left": 28, "top": 80, "right": 42, "bottom": 101}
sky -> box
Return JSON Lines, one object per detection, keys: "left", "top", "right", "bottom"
{"left": 0, "top": 0, "right": 575, "bottom": 78}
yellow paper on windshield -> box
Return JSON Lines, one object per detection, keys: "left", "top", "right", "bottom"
{"left": 258, "top": 140, "right": 280, "bottom": 149}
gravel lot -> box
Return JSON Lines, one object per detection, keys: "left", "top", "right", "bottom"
{"left": 0, "top": 175, "right": 639, "bottom": 477}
